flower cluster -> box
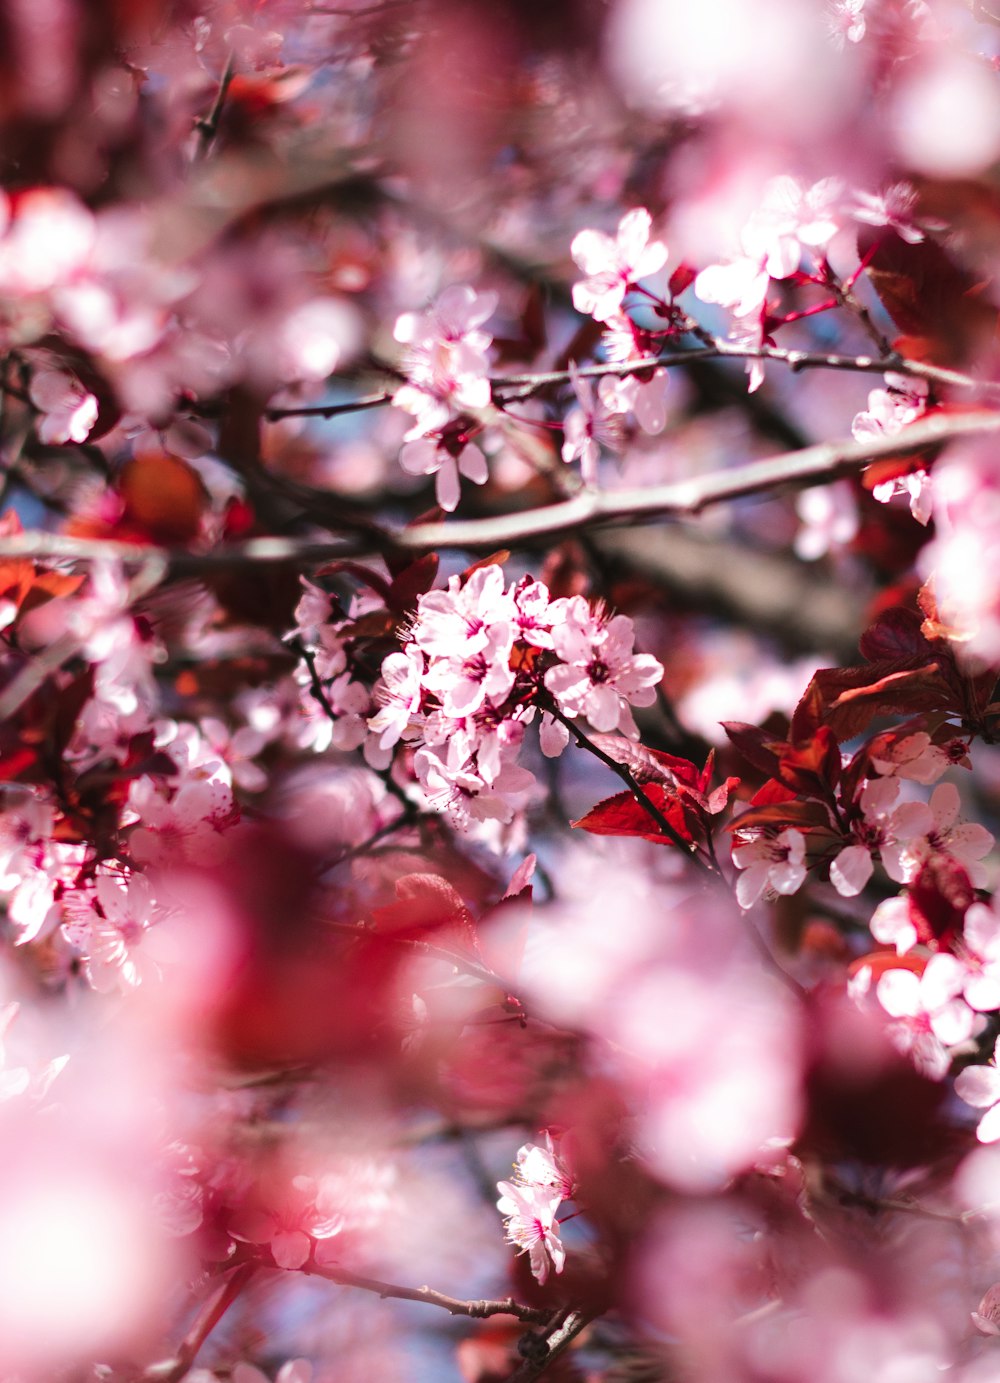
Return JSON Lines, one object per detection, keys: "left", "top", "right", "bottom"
{"left": 392, "top": 285, "right": 496, "bottom": 511}
{"left": 496, "top": 1132, "right": 576, "bottom": 1284}
{"left": 369, "top": 565, "right": 663, "bottom": 824}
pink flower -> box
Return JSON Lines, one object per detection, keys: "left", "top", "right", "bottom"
{"left": 28, "top": 366, "right": 98, "bottom": 444}
{"left": 868, "top": 731, "right": 960, "bottom": 786}
{"left": 392, "top": 284, "right": 496, "bottom": 432}
{"left": 399, "top": 434, "right": 489, "bottom": 512}
{"left": 495, "top": 1179, "right": 566, "bottom": 1285}
{"left": 128, "top": 775, "right": 239, "bottom": 866}
{"left": 830, "top": 777, "right": 934, "bottom": 897}
{"left": 369, "top": 645, "right": 426, "bottom": 751}
{"left": 544, "top": 597, "right": 663, "bottom": 735}
{"left": 827, "top": 0, "right": 866, "bottom": 46}
{"left": 409, "top": 565, "right": 515, "bottom": 661}
{"left": 230, "top": 1174, "right": 346, "bottom": 1270}
{"left": 64, "top": 871, "right": 169, "bottom": 994}
{"left": 510, "top": 1132, "right": 576, "bottom": 1202}
{"left": 959, "top": 898, "right": 1000, "bottom": 1012}
{"left": 570, "top": 208, "right": 668, "bottom": 323}
{"left": 731, "top": 828, "right": 807, "bottom": 909}
{"left": 955, "top": 1037, "right": 1000, "bottom": 1142}
{"left": 890, "top": 782, "right": 993, "bottom": 887}
{"left": 561, "top": 363, "right": 621, "bottom": 484}
{"left": 852, "top": 183, "right": 925, "bottom": 244}
{"left": 876, "top": 954, "right": 980, "bottom": 1079}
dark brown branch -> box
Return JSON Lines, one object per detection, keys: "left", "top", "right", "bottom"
{"left": 505, "top": 1307, "right": 595, "bottom": 1382}
{"left": 192, "top": 52, "right": 236, "bottom": 160}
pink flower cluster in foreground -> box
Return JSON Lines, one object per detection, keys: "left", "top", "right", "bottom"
{"left": 369, "top": 565, "right": 663, "bottom": 824}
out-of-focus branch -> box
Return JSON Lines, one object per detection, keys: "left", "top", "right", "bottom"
{"left": 593, "top": 527, "right": 863, "bottom": 660}
{"left": 1, "top": 407, "right": 997, "bottom": 576}
{"left": 142, "top": 1263, "right": 257, "bottom": 1382}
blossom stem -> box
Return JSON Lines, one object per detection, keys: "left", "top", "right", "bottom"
{"left": 544, "top": 703, "right": 713, "bottom": 870}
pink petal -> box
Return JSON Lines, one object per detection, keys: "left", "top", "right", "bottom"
{"left": 271, "top": 1228, "right": 312, "bottom": 1270}
{"left": 830, "top": 845, "right": 873, "bottom": 897}
{"left": 955, "top": 1064, "right": 1000, "bottom": 1109}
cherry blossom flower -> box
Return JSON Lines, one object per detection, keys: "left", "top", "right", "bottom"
{"left": 198, "top": 718, "right": 269, "bottom": 793}
{"left": 230, "top": 1173, "right": 347, "bottom": 1270}
{"left": 958, "top": 898, "right": 1000, "bottom": 1012}
{"left": 853, "top": 375, "right": 932, "bottom": 523}
{"left": 562, "top": 363, "right": 621, "bottom": 484}
{"left": 851, "top": 183, "right": 925, "bottom": 244}
{"left": 63, "top": 871, "right": 170, "bottom": 994}
{"left": 0, "top": 792, "right": 55, "bottom": 892}
{"left": 869, "top": 895, "right": 919, "bottom": 956}
{"left": 876, "top": 954, "right": 981, "bottom": 1079}
{"left": 544, "top": 597, "right": 663, "bottom": 735}
{"left": 508, "top": 1132, "right": 576, "bottom": 1202}
{"left": 368, "top": 645, "right": 426, "bottom": 751}
{"left": 28, "top": 366, "right": 98, "bottom": 445}
{"left": 731, "top": 827, "right": 807, "bottom": 909}
{"left": 570, "top": 208, "right": 668, "bottom": 323}
{"left": 392, "top": 284, "right": 496, "bottom": 435}
{"left": 399, "top": 433, "right": 488, "bottom": 512}
{"left": 794, "top": 482, "right": 859, "bottom": 560}
{"left": 868, "top": 731, "right": 962, "bottom": 785}
{"left": 830, "top": 777, "right": 935, "bottom": 897}
{"left": 409, "top": 564, "right": 516, "bottom": 661}
{"left": 972, "top": 1283, "right": 1000, "bottom": 1336}
{"left": 889, "top": 782, "right": 994, "bottom": 887}
{"left": 827, "top": 0, "right": 866, "bottom": 46}
{"left": 127, "top": 775, "right": 239, "bottom": 867}
{"left": 955, "top": 1037, "right": 1000, "bottom": 1142}
{"left": 599, "top": 317, "right": 669, "bottom": 434}
{"left": 495, "top": 1178, "right": 566, "bottom": 1285}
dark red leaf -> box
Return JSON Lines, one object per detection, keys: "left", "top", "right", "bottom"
{"left": 722, "top": 722, "right": 782, "bottom": 777}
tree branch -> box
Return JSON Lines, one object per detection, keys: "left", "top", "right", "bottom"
{"left": 1, "top": 407, "right": 997, "bottom": 574}
{"left": 304, "top": 1261, "right": 553, "bottom": 1324}
{"left": 396, "top": 406, "right": 1000, "bottom": 552}
{"left": 142, "top": 1262, "right": 257, "bottom": 1382}
{"left": 505, "top": 1307, "right": 594, "bottom": 1382}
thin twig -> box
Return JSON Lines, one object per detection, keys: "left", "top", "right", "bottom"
{"left": 193, "top": 51, "right": 236, "bottom": 160}
{"left": 545, "top": 704, "right": 712, "bottom": 870}
{"left": 305, "top": 1261, "right": 553, "bottom": 1324}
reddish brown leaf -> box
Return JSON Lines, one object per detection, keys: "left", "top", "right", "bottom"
{"left": 572, "top": 785, "right": 692, "bottom": 845}
{"left": 858, "top": 607, "right": 930, "bottom": 662}
{"left": 722, "top": 722, "right": 782, "bottom": 777}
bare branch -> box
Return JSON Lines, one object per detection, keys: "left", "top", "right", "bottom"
{"left": 397, "top": 407, "right": 1000, "bottom": 551}
{"left": 305, "top": 1261, "right": 553, "bottom": 1323}
{"left": 1, "top": 408, "right": 998, "bottom": 577}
